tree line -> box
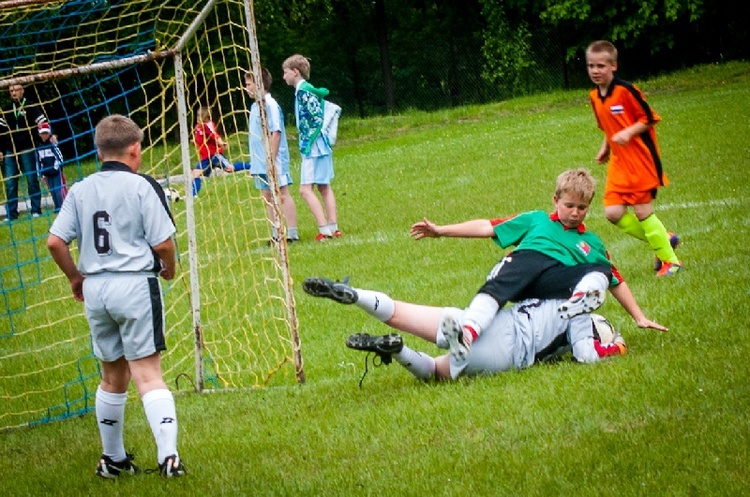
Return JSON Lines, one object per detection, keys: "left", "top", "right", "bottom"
{"left": 251, "top": 0, "right": 749, "bottom": 118}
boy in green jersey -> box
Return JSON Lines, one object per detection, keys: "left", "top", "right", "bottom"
{"left": 410, "top": 168, "right": 666, "bottom": 356}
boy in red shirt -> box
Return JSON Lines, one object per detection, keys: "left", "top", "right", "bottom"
{"left": 586, "top": 40, "right": 682, "bottom": 277}
{"left": 191, "top": 106, "right": 234, "bottom": 196}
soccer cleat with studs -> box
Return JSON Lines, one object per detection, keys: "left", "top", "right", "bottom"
{"left": 557, "top": 289, "right": 605, "bottom": 319}
{"left": 302, "top": 276, "right": 358, "bottom": 304}
{"left": 159, "top": 454, "right": 186, "bottom": 478}
{"left": 656, "top": 260, "right": 683, "bottom": 278}
{"left": 95, "top": 453, "right": 141, "bottom": 479}
{"left": 440, "top": 314, "right": 471, "bottom": 362}
{"left": 345, "top": 333, "right": 403, "bottom": 365}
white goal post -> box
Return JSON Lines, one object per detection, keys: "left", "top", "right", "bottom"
{"left": 0, "top": 0, "right": 304, "bottom": 431}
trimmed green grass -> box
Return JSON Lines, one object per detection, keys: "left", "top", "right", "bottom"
{"left": 1, "top": 61, "right": 749, "bottom": 495}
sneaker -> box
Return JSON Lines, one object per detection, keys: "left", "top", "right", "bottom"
{"left": 440, "top": 314, "right": 470, "bottom": 362}
{"left": 302, "top": 277, "right": 358, "bottom": 304}
{"left": 656, "top": 260, "right": 683, "bottom": 277}
{"left": 314, "top": 233, "right": 328, "bottom": 242}
{"left": 654, "top": 233, "right": 681, "bottom": 271}
{"left": 32, "top": 213, "right": 42, "bottom": 218}
{"left": 332, "top": 230, "right": 343, "bottom": 238}
{"left": 346, "top": 333, "right": 403, "bottom": 364}
{"left": 268, "top": 236, "right": 301, "bottom": 246}
{"left": 557, "top": 289, "right": 605, "bottom": 319}
{"left": 159, "top": 454, "right": 186, "bottom": 478}
{"left": 96, "top": 453, "right": 141, "bottom": 479}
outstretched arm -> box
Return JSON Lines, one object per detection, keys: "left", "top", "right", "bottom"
{"left": 609, "top": 281, "right": 668, "bottom": 332}
{"left": 410, "top": 217, "right": 494, "bottom": 240}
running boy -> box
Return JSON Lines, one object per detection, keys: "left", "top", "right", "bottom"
{"left": 282, "top": 54, "right": 341, "bottom": 241}
{"left": 586, "top": 40, "right": 681, "bottom": 277}
{"left": 191, "top": 106, "right": 234, "bottom": 196}
{"left": 410, "top": 168, "right": 665, "bottom": 356}
{"left": 35, "top": 122, "right": 67, "bottom": 212}
{"left": 245, "top": 68, "right": 299, "bottom": 243}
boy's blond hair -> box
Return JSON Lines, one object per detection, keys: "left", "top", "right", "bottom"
{"left": 555, "top": 168, "right": 596, "bottom": 203}
{"left": 586, "top": 40, "right": 617, "bottom": 64}
{"left": 196, "top": 106, "right": 211, "bottom": 123}
{"left": 94, "top": 115, "right": 143, "bottom": 157}
{"left": 282, "top": 54, "right": 310, "bottom": 80}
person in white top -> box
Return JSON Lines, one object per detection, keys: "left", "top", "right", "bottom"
{"left": 47, "top": 115, "right": 185, "bottom": 478}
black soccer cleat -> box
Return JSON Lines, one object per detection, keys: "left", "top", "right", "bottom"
{"left": 159, "top": 454, "right": 186, "bottom": 478}
{"left": 346, "top": 333, "right": 403, "bottom": 365}
{"left": 302, "top": 277, "right": 358, "bottom": 304}
{"left": 95, "top": 453, "right": 141, "bottom": 479}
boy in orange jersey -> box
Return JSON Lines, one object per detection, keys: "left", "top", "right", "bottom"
{"left": 586, "top": 40, "right": 682, "bottom": 277}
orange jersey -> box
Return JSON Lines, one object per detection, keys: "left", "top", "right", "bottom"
{"left": 590, "top": 79, "right": 668, "bottom": 195}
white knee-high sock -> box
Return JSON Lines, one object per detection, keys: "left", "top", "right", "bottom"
{"left": 393, "top": 345, "right": 436, "bottom": 380}
{"left": 96, "top": 387, "right": 128, "bottom": 461}
{"left": 572, "top": 271, "right": 609, "bottom": 295}
{"left": 142, "top": 388, "right": 178, "bottom": 464}
{"left": 462, "top": 292, "right": 499, "bottom": 336}
{"left": 353, "top": 288, "right": 396, "bottom": 322}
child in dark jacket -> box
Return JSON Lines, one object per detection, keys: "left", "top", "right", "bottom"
{"left": 35, "top": 122, "right": 67, "bottom": 212}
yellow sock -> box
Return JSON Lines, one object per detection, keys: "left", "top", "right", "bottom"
{"left": 640, "top": 214, "right": 679, "bottom": 264}
{"left": 615, "top": 212, "right": 647, "bottom": 241}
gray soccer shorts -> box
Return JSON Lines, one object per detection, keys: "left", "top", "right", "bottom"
{"left": 436, "top": 307, "right": 515, "bottom": 379}
{"left": 83, "top": 273, "right": 166, "bottom": 362}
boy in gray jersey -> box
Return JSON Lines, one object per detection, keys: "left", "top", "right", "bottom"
{"left": 303, "top": 276, "right": 668, "bottom": 381}
{"left": 47, "top": 115, "right": 185, "bottom": 479}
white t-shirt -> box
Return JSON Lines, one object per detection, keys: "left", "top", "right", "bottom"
{"left": 49, "top": 161, "right": 175, "bottom": 275}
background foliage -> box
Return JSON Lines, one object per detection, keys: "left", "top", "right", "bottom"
{"left": 248, "top": 0, "right": 750, "bottom": 117}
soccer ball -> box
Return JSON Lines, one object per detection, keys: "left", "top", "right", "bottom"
{"left": 591, "top": 314, "right": 616, "bottom": 344}
{"left": 165, "top": 187, "right": 181, "bottom": 202}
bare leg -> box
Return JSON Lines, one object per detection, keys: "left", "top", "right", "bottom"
{"left": 262, "top": 189, "right": 277, "bottom": 227}
{"left": 100, "top": 356, "right": 131, "bottom": 394}
{"left": 279, "top": 185, "right": 298, "bottom": 228}
{"left": 128, "top": 352, "right": 168, "bottom": 396}
{"left": 300, "top": 184, "right": 328, "bottom": 228}
{"left": 317, "top": 184, "right": 337, "bottom": 225}
{"left": 434, "top": 355, "right": 451, "bottom": 380}
{"left": 384, "top": 301, "right": 444, "bottom": 343}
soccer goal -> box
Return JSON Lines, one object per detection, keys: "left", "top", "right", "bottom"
{"left": 0, "top": 0, "right": 303, "bottom": 432}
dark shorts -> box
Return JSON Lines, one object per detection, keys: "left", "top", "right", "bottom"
{"left": 479, "top": 250, "right": 612, "bottom": 306}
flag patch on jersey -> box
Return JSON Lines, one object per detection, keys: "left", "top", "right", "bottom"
{"left": 577, "top": 241, "right": 591, "bottom": 256}
{"left": 610, "top": 104, "right": 624, "bottom": 115}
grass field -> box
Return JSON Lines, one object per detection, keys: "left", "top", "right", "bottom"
{"left": 2, "top": 61, "right": 749, "bottom": 496}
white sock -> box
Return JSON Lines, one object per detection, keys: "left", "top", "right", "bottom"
{"left": 319, "top": 225, "right": 333, "bottom": 236}
{"left": 572, "top": 271, "right": 609, "bottom": 296}
{"left": 327, "top": 222, "right": 338, "bottom": 233}
{"left": 96, "top": 387, "right": 128, "bottom": 461}
{"left": 393, "top": 345, "right": 436, "bottom": 380}
{"left": 353, "top": 288, "right": 395, "bottom": 322}
{"left": 142, "top": 388, "right": 178, "bottom": 464}
{"left": 462, "top": 292, "right": 499, "bottom": 336}
{"left": 271, "top": 225, "right": 279, "bottom": 239}
{"left": 288, "top": 227, "right": 299, "bottom": 239}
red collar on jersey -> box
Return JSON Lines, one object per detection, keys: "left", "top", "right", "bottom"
{"left": 549, "top": 211, "right": 586, "bottom": 233}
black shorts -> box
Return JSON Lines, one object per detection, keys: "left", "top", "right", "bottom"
{"left": 478, "top": 250, "right": 612, "bottom": 306}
